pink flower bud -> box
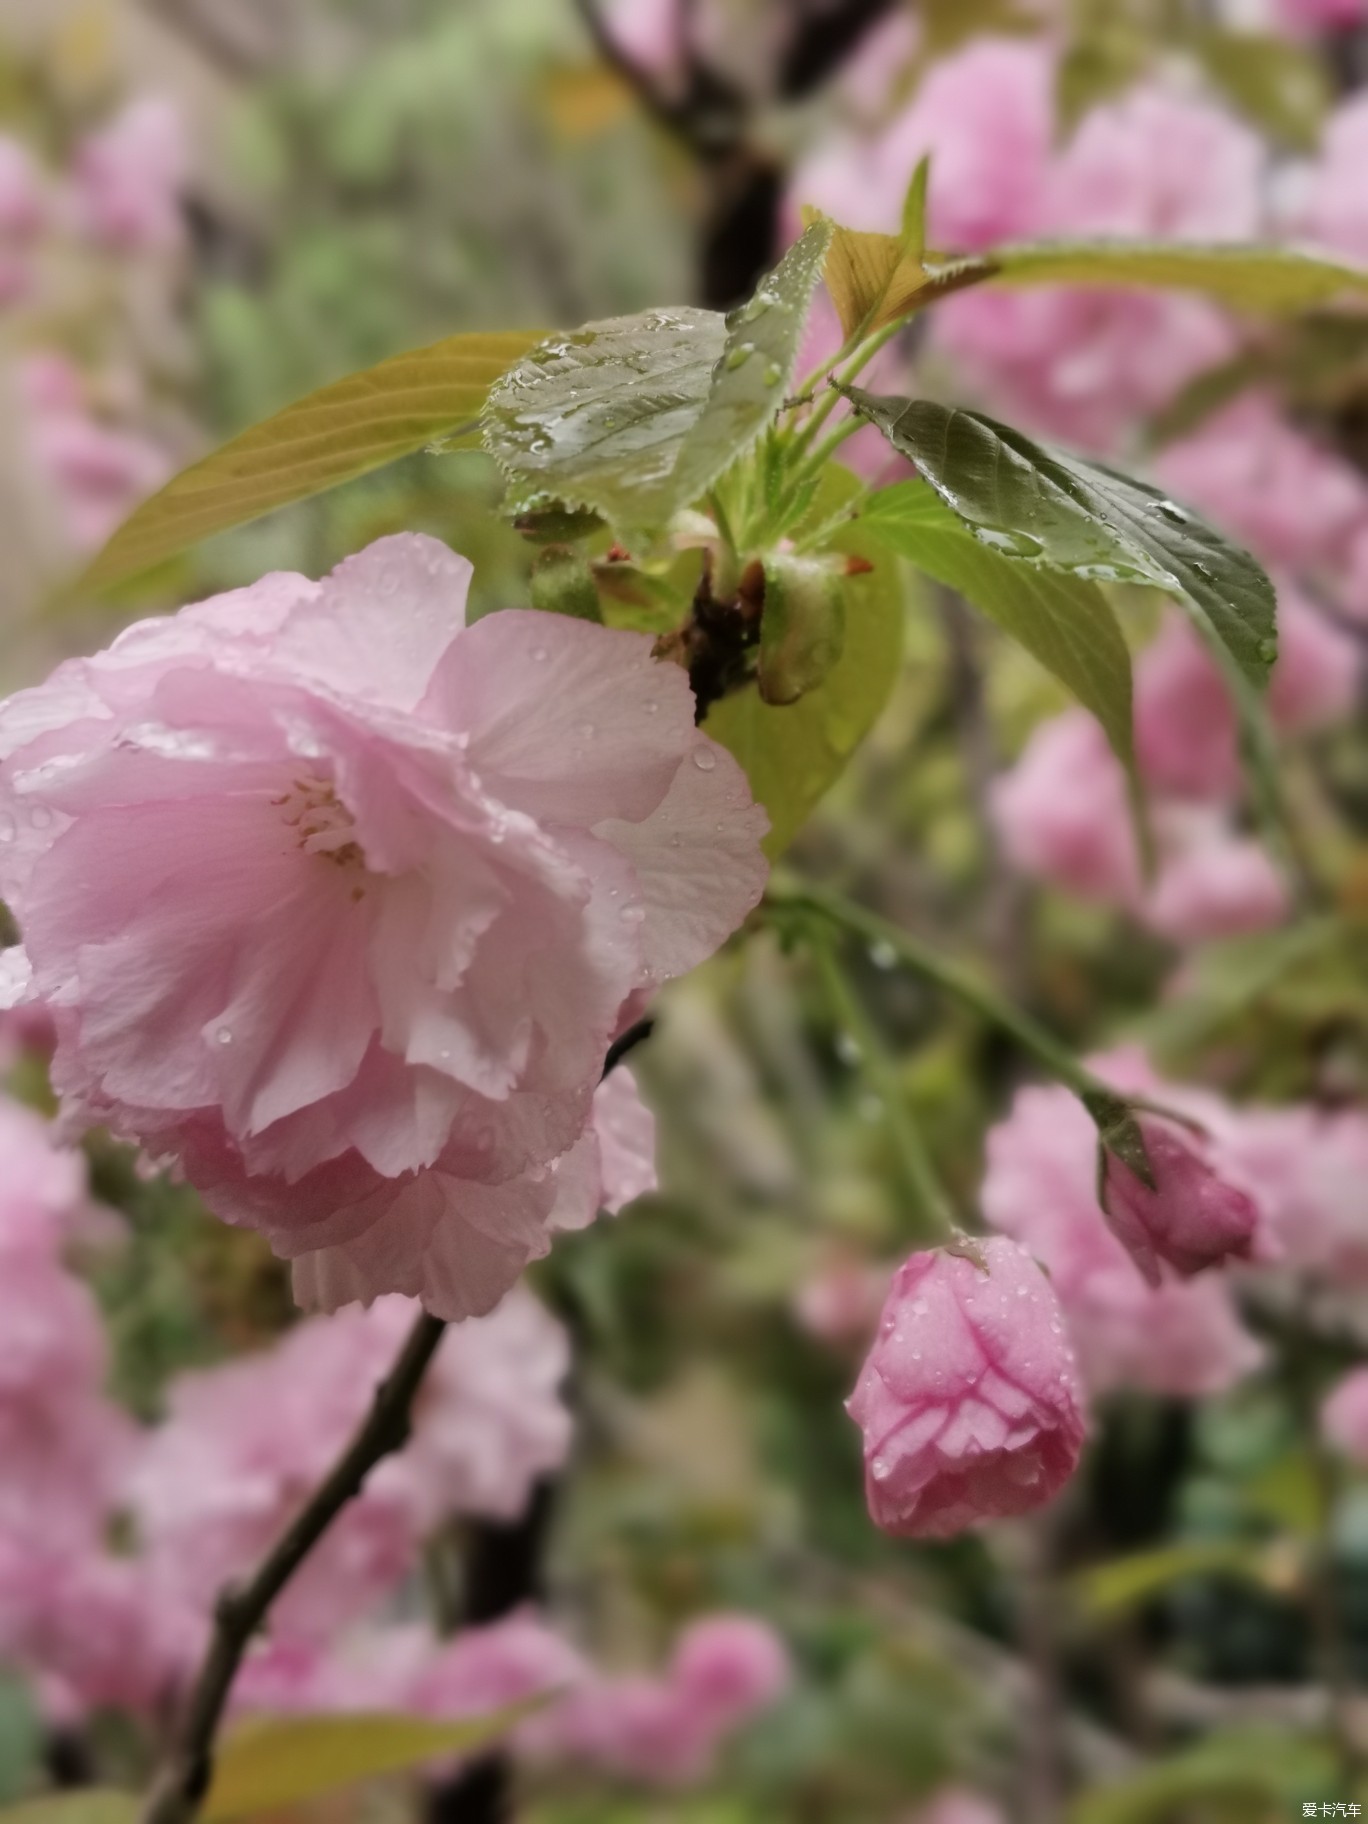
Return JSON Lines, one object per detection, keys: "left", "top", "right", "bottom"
{"left": 847, "top": 1238, "right": 1087, "bottom": 1539}
{"left": 1102, "top": 1116, "right": 1264, "bottom": 1287}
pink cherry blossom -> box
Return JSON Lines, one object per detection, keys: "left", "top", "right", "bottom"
{"left": 24, "top": 381, "right": 172, "bottom": 554}
{"left": 879, "top": 38, "right": 1056, "bottom": 250}
{"left": 1299, "top": 94, "right": 1368, "bottom": 258}
{"left": 847, "top": 1238, "right": 1087, "bottom": 1539}
{"left": 0, "top": 135, "right": 46, "bottom": 303}
{"left": 0, "top": 533, "right": 767, "bottom": 1317}
{"left": 1101, "top": 1114, "right": 1265, "bottom": 1286}
{"left": 669, "top": 1614, "right": 791, "bottom": 1724}
{"left": 981, "top": 1084, "right": 1265, "bottom": 1399}
{"left": 127, "top": 1309, "right": 420, "bottom": 1645}
{"left": 1209, "top": 1106, "right": 1368, "bottom": 1284}
{"left": 380, "top": 1284, "right": 574, "bottom": 1528}
{"left": 794, "top": 1249, "right": 891, "bottom": 1345}
{"left": 1276, "top": 0, "right": 1368, "bottom": 34}
{"left": 1267, "top": 583, "right": 1361, "bottom": 730}
{"left": 72, "top": 98, "right": 186, "bottom": 253}
{"left": 1141, "top": 815, "right": 1291, "bottom": 945}
{"left": 130, "top": 1283, "right": 573, "bottom": 1641}
{"left": 1134, "top": 618, "right": 1240, "bottom": 803}
{"left": 408, "top": 1609, "right": 590, "bottom": 1722}
{"left": 991, "top": 711, "right": 1141, "bottom": 906}
{"left": 1323, "top": 1368, "right": 1368, "bottom": 1461}
{"left": 1155, "top": 396, "right": 1368, "bottom": 574}
{"left": 791, "top": 37, "right": 1054, "bottom": 250}
{"left": 935, "top": 85, "right": 1260, "bottom": 450}
{"left": 908, "top": 1789, "right": 1007, "bottom": 1824}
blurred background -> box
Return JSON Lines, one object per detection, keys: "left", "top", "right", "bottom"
{"left": 3, "top": 1, "right": 1368, "bottom": 1821}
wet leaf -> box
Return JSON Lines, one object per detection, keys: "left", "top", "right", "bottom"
{"left": 482, "top": 308, "right": 727, "bottom": 527}
{"left": 859, "top": 480, "right": 1134, "bottom": 766}
{"left": 840, "top": 389, "right": 1277, "bottom": 690}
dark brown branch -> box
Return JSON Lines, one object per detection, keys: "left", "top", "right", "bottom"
{"left": 141, "top": 1309, "right": 450, "bottom": 1824}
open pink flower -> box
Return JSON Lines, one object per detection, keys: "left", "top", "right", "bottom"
{"left": 1155, "top": 395, "right": 1368, "bottom": 574}
{"left": 982, "top": 1082, "right": 1265, "bottom": 1398}
{"left": 1101, "top": 1113, "right": 1265, "bottom": 1287}
{"left": 847, "top": 1238, "right": 1087, "bottom": 1539}
{"left": 0, "top": 534, "right": 767, "bottom": 1316}
{"left": 380, "top": 1284, "right": 574, "bottom": 1529}
{"left": 670, "top": 1614, "right": 790, "bottom": 1725}
{"left": 72, "top": 98, "right": 186, "bottom": 253}
{"left": 991, "top": 711, "right": 1141, "bottom": 906}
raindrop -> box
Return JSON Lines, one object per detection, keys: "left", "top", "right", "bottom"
{"left": 215, "top": 1027, "right": 233, "bottom": 1047}
{"left": 531, "top": 644, "right": 548, "bottom": 662}
{"left": 692, "top": 747, "right": 717, "bottom": 772}
{"left": 724, "top": 343, "right": 755, "bottom": 372}
{"left": 619, "top": 905, "right": 647, "bottom": 926}
{"left": 644, "top": 698, "right": 659, "bottom": 714}
{"left": 1154, "top": 499, "right": 1188, "bottom": 524}
{"left": 1257, "top": 637, "right": 1278, "bottom": 665}
{"left": 577, "top": 722, "right": 596, "bottom": 741}
{"left": 868, "top": 940, "right": 897, "bottom": 971}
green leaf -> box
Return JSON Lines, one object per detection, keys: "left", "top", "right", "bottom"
{"left": 1075, "top": 1540, "right": 1271, "bottom": 1619}
{"left": 840, "top": 389, "right": 1277, "bottom": 691}
{"left": 82, "top": 331, "right": 540, "bottom": 594}
{"left": 668, "top": 219, "right": 834, "bottom": 510}
{"left": 901, "top": 157, "right": 931, "bottom": 262}
{"left": 0, "top": 1798, "right": 135, "bottom": 1824}
{"left": 859, "top": 480, "right": 1134, "bottom": 766}
{"left": 202, "top": 1707, "right": 530, "bottom": 1821}
{"left": 757, "top": 553, "right": 845, "bottom": 706}
{"left": 987, "top": 238, "right": 1368, "bottom": 313}
{"left": 482, "top": 308, "right": 727, "bottom": 527}
{"left": 483, "top": 223, "right": 831, "bottom": 533}
{"left": 706, "top": 469, "right": 903, "bottom": 857}
{"left": 1070, "top": 1728, "right": 1334, "bottom": 1824}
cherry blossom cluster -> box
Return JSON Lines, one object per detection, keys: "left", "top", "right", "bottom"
{"left": 0, "top": 1088, "right": 791, "bottom": 1778}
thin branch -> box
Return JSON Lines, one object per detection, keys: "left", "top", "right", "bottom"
{"left": 141, "top": 1309, "right": 449, "bottom": 1824}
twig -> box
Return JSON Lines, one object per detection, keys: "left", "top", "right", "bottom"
{"left": 141, "top": 1309, "right": 450, "bottom": 1824}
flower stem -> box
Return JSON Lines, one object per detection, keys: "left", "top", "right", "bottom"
{"left": 813, "top": 942, "right": 959, "bottom": 1240}
{"left": 772, "top": 879, "right": 1107, "bottom": 1103}
{"left": 140, "top": 1308, "right": 449, "bottom": 1824}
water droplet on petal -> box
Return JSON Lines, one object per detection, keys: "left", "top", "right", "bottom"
{"left": 619, "top": 904, "right": 646, "bottom": 926}
{"left": 531, "top": 644, "right": 548, "bottom": 662}
{"left": 692, "top": 746, "right": 717, "bottom": 772}
{"left": 215, "top": 1027, "right": 233, "bottom": 1046}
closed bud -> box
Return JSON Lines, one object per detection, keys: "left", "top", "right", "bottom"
{"left": 1101, "top": 1114, "right": 1266, "bottom": 1287}
{"left": 846, "top": 1237, "right": 1086, "bottom": 1539}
